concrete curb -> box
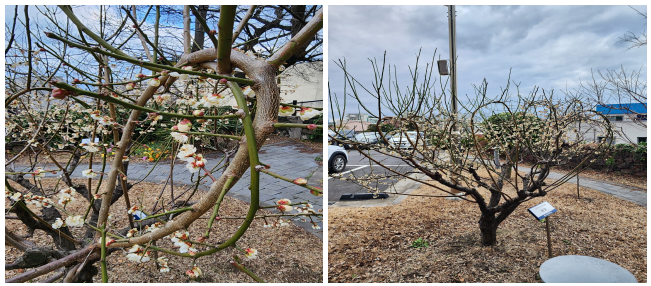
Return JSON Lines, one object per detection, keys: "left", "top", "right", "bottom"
{"left": 330, "top": 168, "right": 646, "bottom": 209}
{"left": 330, "top": 173, "right": 429, "bottom": 208}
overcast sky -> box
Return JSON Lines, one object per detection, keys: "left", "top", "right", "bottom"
{"left": 328, "top": 5, "right": 647, "bottom": 120}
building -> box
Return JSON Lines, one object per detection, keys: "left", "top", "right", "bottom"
{"left": 591, "top": 103, "right": 646, "bottom": 144}
{"left": 330, "top": 113, "right": 379, "bottom": 133}
{"left": 221, "top": 61, "right": 323, "bottom": 108}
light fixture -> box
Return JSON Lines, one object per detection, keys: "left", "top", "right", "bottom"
{"left": 437, "top": 60, "right": 449, "bottom": 75}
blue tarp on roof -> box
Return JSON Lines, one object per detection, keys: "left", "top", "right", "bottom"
{"left": 596, "top": 103, "right": 647, "bottom": 115}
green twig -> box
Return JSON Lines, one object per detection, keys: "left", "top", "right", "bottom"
{"left": 258, "top": 168, "right": 322, "bottom": 195}
{"left": 204, "top": 176, "right": 235, "bottom": 238}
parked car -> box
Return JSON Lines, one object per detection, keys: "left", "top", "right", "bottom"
{"left": 328, "top": 145, "right": 348, "bottom": 173}
{"left": 328, "top": 129, "right": 356, "bottom": 149}
{"left": 389, "top": 131, "right": 427, "bottom": 149}
{"left": 353, "top": 132, "right": 391, "bottom": 148}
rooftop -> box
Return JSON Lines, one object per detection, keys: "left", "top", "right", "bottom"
{"left": 596, "top": 103, "right": 647, "bottom": 115}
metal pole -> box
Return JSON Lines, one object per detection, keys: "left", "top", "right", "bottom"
{"left": 546, "top": 217, "right": 553, "bottom": 258}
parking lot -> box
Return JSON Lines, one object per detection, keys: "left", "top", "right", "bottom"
{"left": 327, "top": 149, "right": 414, "bottom": 203}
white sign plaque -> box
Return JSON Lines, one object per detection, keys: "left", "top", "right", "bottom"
{"left": 528, "top": 201, "right": 557, "bottom": 221}
{"left": 81, "top": 138, "right": 100, "bottom": 144}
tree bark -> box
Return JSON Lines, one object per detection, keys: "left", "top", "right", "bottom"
{"left": 479, "top": 212, "right": 498, "bottom": 246}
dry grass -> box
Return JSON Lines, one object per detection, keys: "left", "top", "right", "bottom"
{"left": 6, "top": 178, "right": 322, "bottom": 283}
{"left": 328, "top": 169, "right": 647, "bottom": 283}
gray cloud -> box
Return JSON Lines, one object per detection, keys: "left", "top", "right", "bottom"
{"left": 328, "top": 5, "right": 647, "bottom": 119}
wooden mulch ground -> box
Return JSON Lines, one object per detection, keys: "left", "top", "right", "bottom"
{"left": 5, "top": 178, "right": 323, "bottom": 283}
{"left": 328, "top": 170, "right": 647, "bottom": 283}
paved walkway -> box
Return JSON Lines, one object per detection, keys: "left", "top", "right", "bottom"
{"left": 332, "top": 163, "right": 646, "bottom": 208}
{"left": 515, "top": 166, "right": 647, "bottom": 207}
{"left": 13, "top": 140, "right": 324, "bottom": 238}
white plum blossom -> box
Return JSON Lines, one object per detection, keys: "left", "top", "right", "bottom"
{"left": 58, "top": 192, "right": 75, "bottom": 206}
{"left": 147, "top": 77, "right": 160, "bottom": 87}
{"left": 277, "top": 198, "right": 291, "bottom": 205}
{"left": 126, "top": 245, "right": 151, "bottom": 263}
{"left": 158, "top": 257, "right": 170, "bottom": 273}
{"left": 33, "top": 167, "right": 46, "bottom": 180}
{"left": 186, "top": 154, "right": 207, "bottom": 173}
{"left": 145, "top": 222, "right": 163, "bottom": 233}
{"left": 171, "top": 132, "right": 189, "bottom": 143}
{"left": 81, "top": 169, "right": 98, "bottom": 179}
{"left": 242, "top": 86, "right": 255, "bottom": 97}
{"left": 52, "top": 218, "right": 65, "bottom": 229}
{"left": 186, "top": 266, "right": 202, "bottom": 279}
{"left": 244, "top": 248, "right": 258, "bottom": 260}
{"left": 10, "top": 192, "right": 23, "bottom": 201}
{"left": 200, "top": 93, "right": 227, "bottom": 108}
{"left": 126, "top": 228, "right": 138, "bottom": 238}
{"left": 89, "top": 110, "right": 102, "bottom": 120}
{"left": 177, "top": 144, "right": 197, "bottom": 162}
{"left": 65, "top": 215, "right": 84, "bottom": 227}
{"left": 81, "top": 142, "right": 100, "bottom": 153}
{"left": 155, "top": 93, "right": 172, "bottom": 104}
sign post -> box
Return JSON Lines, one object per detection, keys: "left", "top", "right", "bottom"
{"left": 528, "top": 201, "right": 557, "bottom": 258}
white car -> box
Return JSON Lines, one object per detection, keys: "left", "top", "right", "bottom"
{"left": 328, "top": 145, "right": 348, "bottom": 173}
{"left": 389, "top": 131, "right": 426, "bottom": 149}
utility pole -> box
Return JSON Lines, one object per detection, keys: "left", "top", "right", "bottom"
{"left": 446, "top": 5, "right": 463, "bottom": 200}
{"left": 448, "top": 5, "right": 458, "bottom": 131}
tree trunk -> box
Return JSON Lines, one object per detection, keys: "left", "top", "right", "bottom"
{"left": 192, "top": 5, "right": 209, "bottom": 52}
{"left": 479, "top": 212, "right": 498, "bottom": 246}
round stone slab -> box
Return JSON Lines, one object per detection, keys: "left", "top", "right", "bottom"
{"left": 540, "top": 255, "right": 637, "bottom": 283}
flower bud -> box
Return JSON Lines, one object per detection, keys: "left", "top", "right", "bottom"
{"left": 193, "top": 110, "right": 205, "bottom": 117}
{"left": 293, "top": 178, "right": 308, "bottom": 185}
{"left": 51, "top": 88, "right": 70, "bottom": 100}
{"left": 209, "top": 30, "right": 217, "bottom": 36}
{"left": 136, "top": 73, "right": 146, "bottom": 79}
{"left": 219, "top": 78, "right": 228, "bottom": 84}
{"left": 306, "top": 124, "right": 317, "bottom": 130}
{"left": 178, "top": 119, "right": 192, "bottom": 132}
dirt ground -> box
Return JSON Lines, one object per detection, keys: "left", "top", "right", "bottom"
{"left": 5, "top": 178, "right": 323, "bottom": 283}
{"left": 328, "top": 171, "right": 647, "bottom": 283}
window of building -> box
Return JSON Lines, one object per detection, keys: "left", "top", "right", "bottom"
{"left": 637, "top": 114, "right": 647, "bottom": 121}
{"left": 638, "top": 137, "right": 647, "bottom": 144}
{"left": 607, "top": 116, "right": 623, "bottom": 122}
